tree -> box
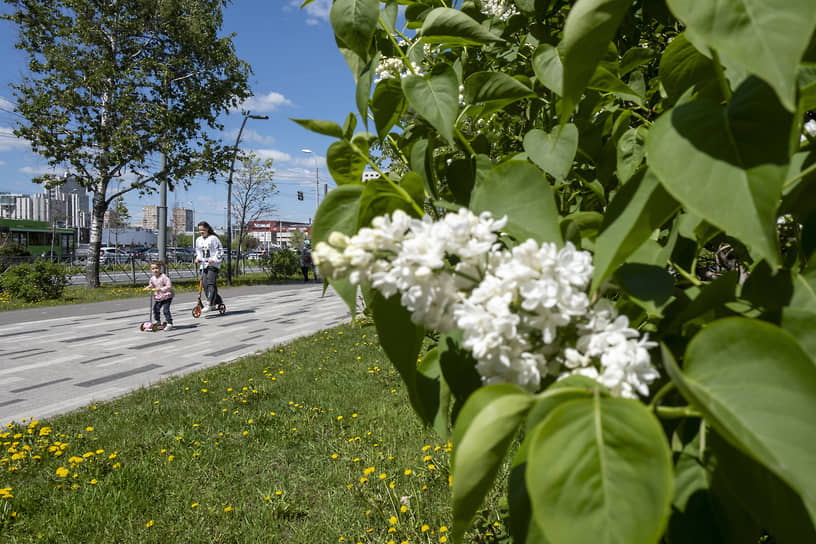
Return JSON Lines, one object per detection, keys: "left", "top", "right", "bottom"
{"left": 229, "top": 151, "right": 277, "bottom": 275}
{"left": 2, "top": 0, "right": 252, "bottom": 287}
{"left": 305, "top": 1, "right": 816, "bottom": 543}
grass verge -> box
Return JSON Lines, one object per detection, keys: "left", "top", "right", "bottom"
{"left": 0, "top": 321, "right": 505, "bottom": 543}
{"left": 0, "top": 272, "right": 302, "bottom": 312}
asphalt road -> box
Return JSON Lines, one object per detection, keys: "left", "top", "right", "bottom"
{"left": 0, "top": 281, "right": 353, "bottom": 425}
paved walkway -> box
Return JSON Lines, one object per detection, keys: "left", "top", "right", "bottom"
{"left": 0, "top": 282, "right": 352, "bottom": 425}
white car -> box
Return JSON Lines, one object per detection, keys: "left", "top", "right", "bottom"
{"left": 99, "top": 247, "right": 130, "bottom": 264}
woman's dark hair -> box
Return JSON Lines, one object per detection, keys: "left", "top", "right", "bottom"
{"left": 197, "top": 221, "right": 216, "bottom": 236}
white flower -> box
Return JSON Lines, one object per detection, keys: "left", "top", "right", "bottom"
{"left": 480, "top": 0, "right": 519, "bottom": 21}
{"left": 319, "top": 209, "right": 661, "bottom": 397}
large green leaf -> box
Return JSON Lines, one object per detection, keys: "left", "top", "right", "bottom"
{"left": 451, "top": 384, "right": 533, "bottom": 544}
{"left": 419, "top": 7, "right": 503, "bottom": 46}
{"left": 559, "top": 0, "right": 633, "bottom": 117}
{"left": 709, "top": 432, "right": 816, "bottom": 543}
{"left": 289, "top": 118, "right": 343, "bottom": 139}
{"left": 402, "top": 66, "right": 459, "bottom": 145}
{"left": 355, "top": 51, "right": 379, "bottom": 128}
{"left": 782, "top": 264, "right": 816, "bottom": 361}
{"left": 326, "top": 139, "right": 368, "bottom": 186}
{"left": 523, "top": 124, "right": 578, "bottom": 181}
{"left": 658, "top": 33, "right": 721, "bottom": 104}
{"left": 357, "top": 177, "right": 422, "bottom": 230}
{"left": 592, "top": 169, "right": 679, "bottom": 291}
{"left": 330, "top": 0, "right": 379, "bottom": 61}
{"left": 526, "top": 395, "right": 673, "bottom": 544}
{"left": 463, "top": 71, "right": 535, "bottom": 105}
{"left": 663, "top": 318, "right": 816, "bottom": 522}
{"left": 587, "top": 65, "right": 643, "bottom": 106}
{"left": 470, "top": 160, "right": 562, "bottom": 245}
{"left": 646, "top": 77, "right": 792, "bottom": 269}
{"left": 666, "top": 0, "right": 816, "bottom": 111}
{"left": 532, "top": 43, "right": 563, "bottom": 95}
{"left": 371, "top": 78, "right": 407, "bottom": 140}
{"left": 369, "top": 290, "right": 434, "bottom": 424}
{"left": 312, "top": 185, "right": 364, "bottom": 314}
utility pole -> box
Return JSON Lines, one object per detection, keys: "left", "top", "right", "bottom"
{"left": 226, "top": 112, "right": 268, "bottom": 285}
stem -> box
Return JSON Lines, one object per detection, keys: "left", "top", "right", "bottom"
{"left": 783, "top": 158, "right": 816, "bottom": 190}
{"left": 668, "top": 260, "right": 703, "bottom": 286}
{"left": 358, "top": 145, "right": 425, "bottom": 217}
{"left": 648, "top": 381, "right": 676, "bottom": 410}
{"left": 455, "top": 128, "right": 477, "bottom": 157}
{"left": 656, "top": 406, "right": 702, "bottom": 419}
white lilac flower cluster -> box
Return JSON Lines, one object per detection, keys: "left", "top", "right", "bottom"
{"left": 314, "top": 209, "right": 660, "bottom": 398}
{"left": 375, "top": 57, "right": 424, "bottom": 84}
{"left": 481, "top": 0, "right": 519, "bottom": 21}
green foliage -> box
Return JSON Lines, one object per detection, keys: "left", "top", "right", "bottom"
{"left": 262, "top": 249, "right": 300, "bottom": 281}
{"left": 302, "top": 1, "right": 816, "bottom": 543}
{"left": 0, "top": 260, "right": 69, "bottom": 301}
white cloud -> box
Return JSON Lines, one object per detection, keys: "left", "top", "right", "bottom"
{"left": 0, "top": 97, "right": 14, "bottom": 112}
{"left": 223, "top": 127, "right": 276, "bottom": 146}
{"left": 255, "top": 149, "right": 292, "bottom": 163}
{"left": 239, "top": 91, "right": 293, "bottom": 114}
{"left": 0, "top": 126, "right": 30, "bottom": 152}
{"left": 287, "top": 0, "right": 331, "bottom": 24}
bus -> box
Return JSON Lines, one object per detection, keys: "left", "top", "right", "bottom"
{"left": 0, "top": 218, "right": 76, "bottom": 260}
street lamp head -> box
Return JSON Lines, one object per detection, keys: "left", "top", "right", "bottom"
{"left": 248, "top": 114, "right": 269, "bottom": 120}
{"left": 301, "top": 148, "right": 313, "bottom": 153}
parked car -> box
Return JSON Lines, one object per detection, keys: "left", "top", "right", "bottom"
{"left": 245, "top": 249, "right": 266, "bottom": 260}
{"left": 99, "top": 247, "right": 130, "bottom": 265}
{"left": 125, "top": 246, "right": 149, "bottom": 261}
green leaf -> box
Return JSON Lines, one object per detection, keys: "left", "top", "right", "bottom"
{"left": 559, "top": 0, "right": 633, "bottom": 117}
{"left": 357, "top": 177, "right": 422, "bottom": 230}
{"left": 312, "top": 185, "right": 364, "bottom": 314}
{"left": 451, "top": 384, "right": 533, "bottom": 544}
{"left": 662, "top": 318, "right": 816, "bottom": 520}
{"left": 470, "top": 161, "right": 562, "bottom": 245}
{"left": 614, "top": 263, "right": 675, "bottom": 317}
{"left": 592, "top": 169, "right": 679, "bottom": 291}
{"left": 658, "top": 33, "right": 721, "bottom": 104}
{"left": 402, "top": 66, "right": 459, "bottom": 145}
{"left": 782, "top": 265, "right": 816, "bottom": 361}
{"left": 522, "top": 124, "right": 578, "bottom": 181}
{"left": 709, "top": 431, "right": 816, "bottom": 543}
{"left": 438, "top": 331, "right": 484, "bottom": 424}
{"left": 464, "top": 71, "right": 535, "bottom": 105}
{"left": 587, "top": 65, "right": 643, "bottom": 106}
{"left": 615, "top": 126, "right": 647, "bottom": 183}
{"left": 526, "top": 395, "right": 673, "bottom": 544}
{"left": 666, "top": 0, "right": 816, "bottom": 111}
{"left": 532, "top": 43, "right": 563, "bottom": 95}
{"left": 419, "top": 7, "right": 503, "bottom": 46}
{"left": 620, "top": 46, "right": 656, "bottom": 75}
{"left": 326, "top": 139, "right": 368, "bottom": 186}
{"left": 355, "top": 52, "right": 379, "bottom": 128}
{"left": 371, "top": 78, "right": 407, "bottom": 140}
{"left": 289, "top": 118, "right": 344, "bottom": 139}
{"left": 646, "top": 77, "right": 792, "bottom": 269}
{"left": 370, "top": 291, "right": 434, "bottom": 424}
{"left": 330, "top": 0, "right": 380, "bottom": 61}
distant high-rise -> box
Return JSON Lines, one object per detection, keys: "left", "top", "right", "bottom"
{"left": 172, "top": 207, "right": 194, "bottom": 234}
{"left": 142, "top": 205, "right": 159, "bottom": 230}
{"left": 0, "top": 174, "right": 90, "bottom": 228}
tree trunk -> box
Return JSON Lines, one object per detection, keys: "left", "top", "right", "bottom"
{"left": 84, "top": 186, "right": 107, "bottom": 288}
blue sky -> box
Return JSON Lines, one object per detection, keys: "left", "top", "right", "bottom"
{"left": 0, "top": 0, "right": 357, "bottom": 230}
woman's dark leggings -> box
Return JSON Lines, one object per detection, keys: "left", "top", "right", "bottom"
{"left": 203, "top": 266, "right": 219, "bottom": 305}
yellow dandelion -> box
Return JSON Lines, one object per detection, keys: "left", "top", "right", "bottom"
{"left": 400, "top": 505, "right": 407, "bottom": 513}
{"left": 191, "top": 502, "right": 199, "bottom": 508}
{"left": 404, "top": 469, "right": 412, "bottom": 475}
{"left": 331, "top": 453, "right": 339, "bottom": 459}
{"left": 421, "top": 525, "right": 430, "bottom": 532}
{"left": 379, "top": 473, "right": 387, "bottom": 480}
{"left": 389, "top": 516, "right": 397, "bottom": 525}
{"left": 224, "top": 506, "right": 233, "bottom": 512}
{"left": 145, "top": 520, "right": 154, "bottom": 528}
{"left": 440, "top": 537, "right": 448, "bottom": 543}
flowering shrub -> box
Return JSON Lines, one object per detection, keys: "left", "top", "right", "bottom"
{"left": 300, "top": 1, "right": 816, "bottom": 543}
{"left": 0, "top": 260, "right": 69, "bottom": 301}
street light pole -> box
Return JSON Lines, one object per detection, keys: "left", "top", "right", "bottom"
{"left": 226, "top": 112, "right": 268, "bottom": 285}
{"left": 301, "top": 148, "right": 319, "bottom": 215}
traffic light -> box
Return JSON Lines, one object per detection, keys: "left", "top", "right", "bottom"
{"left": 297, "top": 191, "right": 304, "bottom": 200}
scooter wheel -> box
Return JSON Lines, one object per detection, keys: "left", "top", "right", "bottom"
{"left": 218, "top": 304, "right": 226, "bottom": 315}
{"left": 139, "top": 323, "right": 146, "bottom": 331}
{"left": 192, "top": 306, "right": 201, "bottom": 318}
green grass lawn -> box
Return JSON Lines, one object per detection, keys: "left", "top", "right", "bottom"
{"left": 0, "top": 271, "right": 300, "bottom": 312}
{"left": 0, "top": 321, "right": 506, "bottom": 543}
